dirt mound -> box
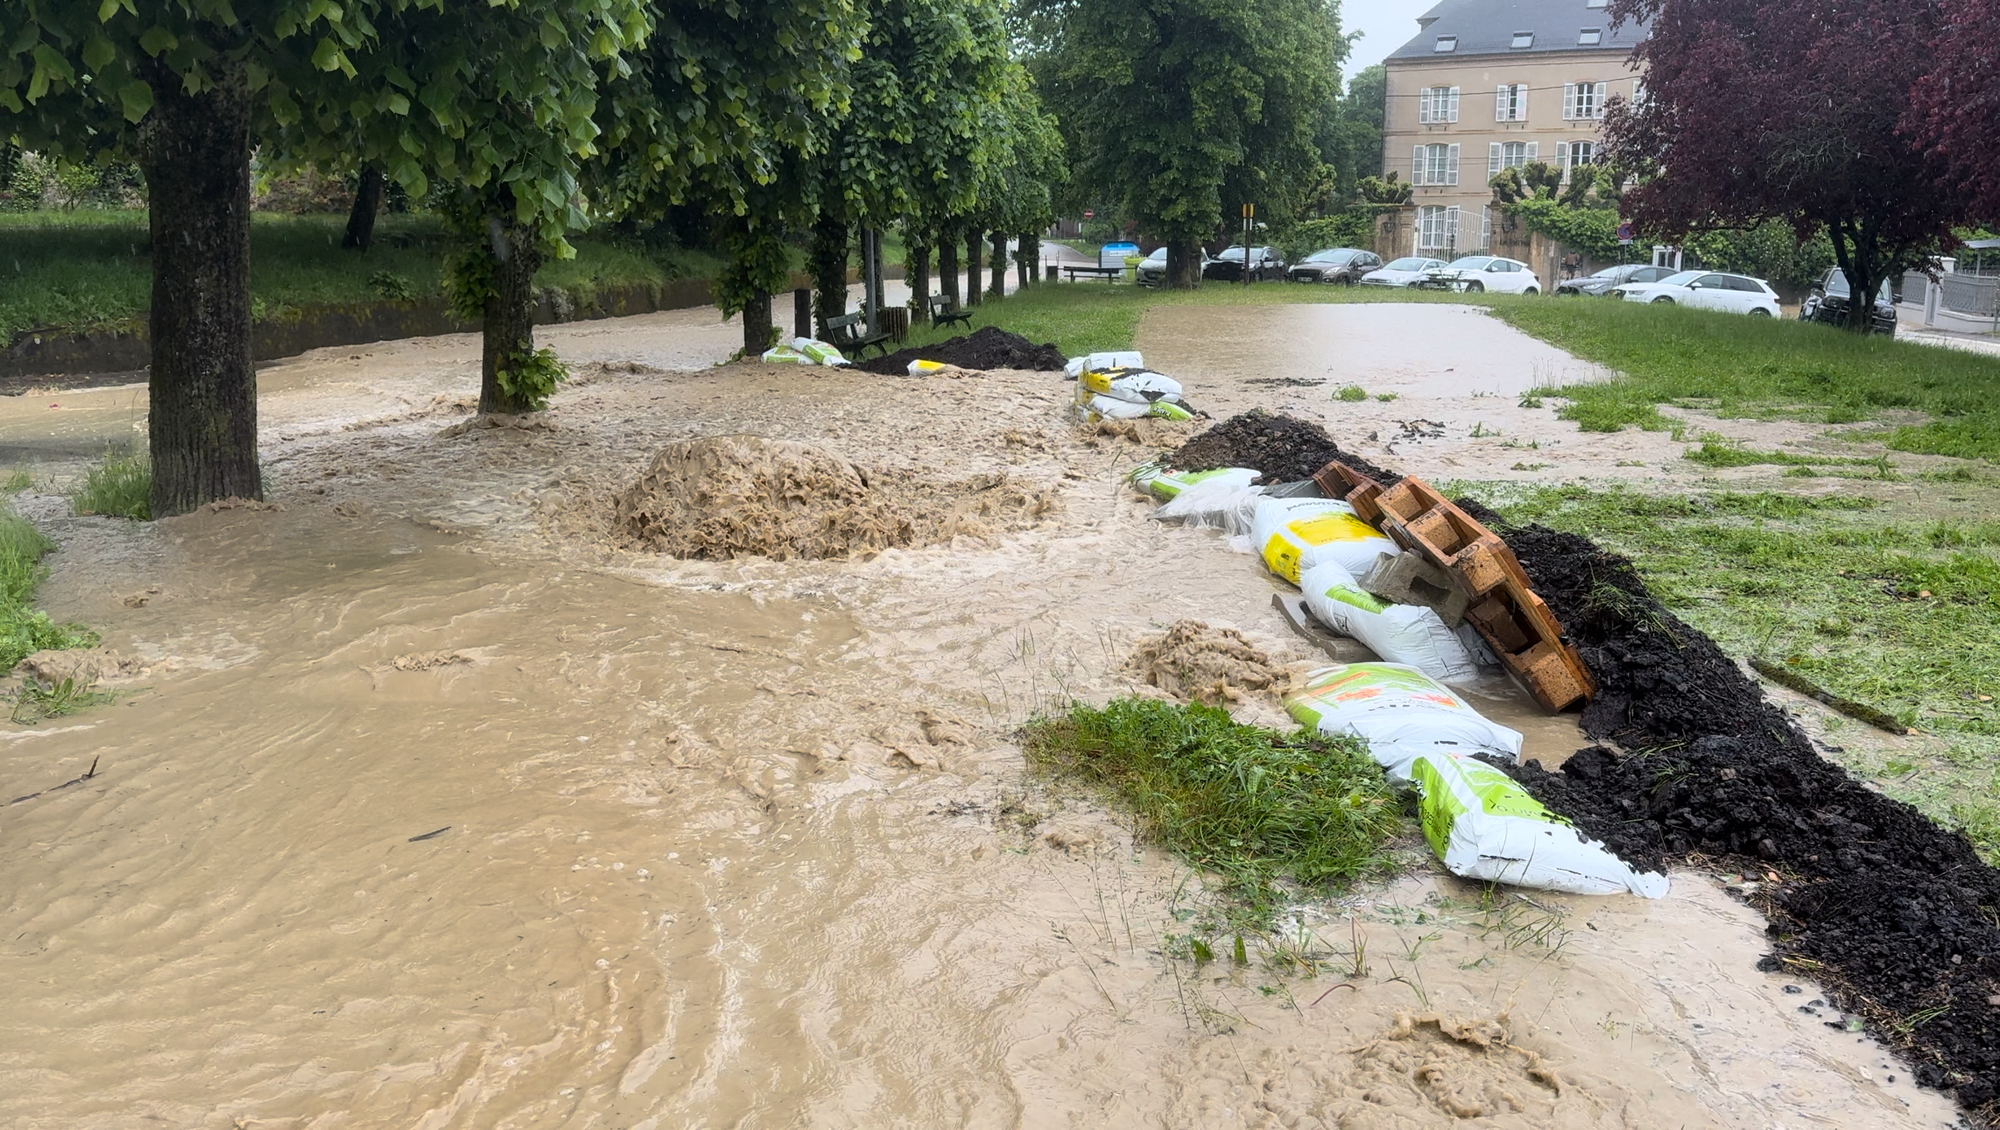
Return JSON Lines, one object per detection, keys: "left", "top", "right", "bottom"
{"left": 1168, "top": 410, "right": 1398, "bottom": 485}
{"left": 1127, "top": 620, "right": 1285, "bottom": 705}
{"left": 1464, "top": 502, "right": 2000, "bottom": 1115}
{"left": 857, "top": 326, "right": 1067, "bottom": 375}
{"left": 1335, "top": 1012, "right": 1572, "bottom": 1122}
{"left": 611, "top": 436, "right": 1059, "bottom": 561}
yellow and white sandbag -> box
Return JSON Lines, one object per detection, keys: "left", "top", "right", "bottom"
{"left": 1250, "top": 497, "right": 1397, "bottom": 584}
{"left": 1300, "top": 560, "right": 1478, "bottom": 684}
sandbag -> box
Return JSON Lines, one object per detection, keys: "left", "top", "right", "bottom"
{"left": 1131, "top": 465, "right": 1260, "bottom": 501}
{"left": 1077, "top": 394, "right": 1193, "bottom": 422}
{"left": 1151, "top": 479, "right": 1266, "bottom": 534}
{"left": 1080, "top": 367, "right": 1183, "bottom": 405}
{"left": 792, "top": 337, "right": 849, "bottom": 366}
{"left": 1285, "top": 663, "right": 1668, "bottom": 898}
{"left": 1250, "top": 497, "right": 1397, "bottom": 585}
{"left": 908, "top": 359, "right": 949, "bottom": 376}
{"left": 762, "top": 345, "right": 809, "bottom": 364}
{"left": 1300, "top": 560, "right": 1478, "bottom": 684}
{"left": 1065, "top": 351, "right": 1145, "bottom": 378}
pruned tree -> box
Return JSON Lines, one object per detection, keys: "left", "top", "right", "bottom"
{"left": 1603, "top": 0, "right": 1962, "bottom": 330}
{"left": 1910, "top": 0, "right": 2000, "bottom": 223}
{"left": 1020, "top": 0, "right": 1345, "bottom": 287}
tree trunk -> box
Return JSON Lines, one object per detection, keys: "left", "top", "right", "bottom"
{"left": 342, "top": 165, "right": 385, "bottom": 251}
{"left": 1017, "top": 232, "right": 1038, "bottom": 289}
{"left": 809, "top": 214, "right": 849, "bottom": 336}
{"left": 940, "top": 237, "right": 960, "bottom": 306}
{"left": 479, "top": 214, "right": 543, "bottom": 415}
{"left": 742, "top": 287, "right": 773, "bottom": 356}
{"left": 869, "top": 230, "right": 888, "bottom": 317}
{"left": 966, "top": 233, "right": 983, "bottom": 306}
{"left": 1830, "top": 219, "right": 1885, "bottom": 334}
{"left": 910, "top": 242, "right": 931, "bottom": 322}
{"left": 1165, "top": 239, "right": 1203, "bottom": 289}
{"left": 989, "top": 231, "right": 1006, "bottom": 297}
{"left": 135, "top": 54, "right": 261, "bottom": 516}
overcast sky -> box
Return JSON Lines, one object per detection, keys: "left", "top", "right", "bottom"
{"left": 1343, "top": 0, "right": 1433, "bottom": 78}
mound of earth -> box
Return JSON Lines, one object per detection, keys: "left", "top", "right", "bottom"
{"left": 611, "top": 435, "right": 1058, "bottom": 561}
{"left": 1168, "top": 410, "right": 1398, "bottom": 485}
{"left": 857, "top": 326, "right": 1066, "bottom": 375}
{"left": 1127, "top": 620, "right": 1285, "bottom": 705}
{"left": 1462, "top": 501, "right": 2000, "bottom": 1115}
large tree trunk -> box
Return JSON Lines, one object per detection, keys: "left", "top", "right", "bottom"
{"left": 989, "top": 231, "right": 1007, "bottom": 297}
{"left": 742, "top": 287, "right": 773, "bottom": 356}
{"left": 809, "top": 214, "right": 849, "bottom": 335}
{"left": 342, "top": 165, "right": 385, "bottom": 251}
{"left": 1017, "top": 232, "right": 1038, "bottom": 289}
{"left": 1830, "top": 219, "right": 1886, "bottom": 334}
{"left": 1165, "top": 238, "right": 1203, "bottom": 289}
{"left": 479, "top": 214, "right": 543, "bottom": 415}
{"left": 966, "top": 233, "right": 982, "bottom": 306}
{"left": 940, "top": 237, "right": 960, "bottom": 306}
{"left": 135, "top": 55, "right": 260, "bottom": 516}
{"left": 868, "top": 230, "right": 888, "bottom": 318}
{"left": 910, "top": 242, "right": 931, "bottom": 322}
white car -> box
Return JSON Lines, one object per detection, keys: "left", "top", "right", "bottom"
{"left": 1359, "top": 256, "right": 1445, "bottom": 287}
{"left": 1415, "top": 255, "right": 1542, "bottom": 295}
{"left": 1613, "top": 270, "right": 1781, "bottom": 316}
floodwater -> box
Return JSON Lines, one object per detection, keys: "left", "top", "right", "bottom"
{"left": 0, "top": 302, "right": 1962, "bottom": 1127}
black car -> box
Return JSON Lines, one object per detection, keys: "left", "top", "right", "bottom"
{"left": 1800, "top": 268, "right": 1896, "bottom": 334}
{"left": 1202, "top": 246, "right": 1285, "bottom": 283}
{"left": 1556, "top": 262, "right": 1677, "bottom": 297}
{"left": 1287, "top": 248, "right": 1381, "bottom": 285}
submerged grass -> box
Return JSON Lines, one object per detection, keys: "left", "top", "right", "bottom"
{"left": 1021, "top": 697, "right": 1403, "bottom": 924}
{"left": 70, "top": 448, "right": 151, "bottom": 520}
{"left": 0, "top": 510, "right": 96, "bottom": 672}
{"left": 1469, "top": 481, "right": 2000, "bottom": 860}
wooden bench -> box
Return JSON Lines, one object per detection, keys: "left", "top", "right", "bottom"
{"left": 1062, "top": 265, "right": 1125, "bottom": 283}
{"left": 822, "top": 311, "right": 892, "bottom": 359}
{"left": 928, "top": 295, "right": 973, "bottom": 331}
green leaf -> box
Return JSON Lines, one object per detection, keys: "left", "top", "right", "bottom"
{"left": 310, "top": 37, "right": 342, "bottom": 71}
{"left": 97, "top": 0, "right": 122, "bottom": 21}
{"left": 119, "top": 79, "right": 154, "bottom": 121}
{"left": 82, "top": 36, "right": 117, "bottom": 72}
{"left": 385, "top": 92, "right": 410, "bottom": 115}
{"left": 138, "top": 26, "right": 178, "bottom": 56}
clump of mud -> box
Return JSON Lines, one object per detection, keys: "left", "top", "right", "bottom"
{"left": 1078, "top": 417, "right": 1197, "bottom": 448}
{"left": 858, "top": 326, "right": 1067, "bottom": 376}
{"left": 15, "top": 648, "right": 147, "bottom": 688}
{"left": 610, "top": 435, "right": 1058, "bottom": 561}
{"left": 1468, "top": 503, "right": 2000, "bottom": 1114}
{"left": 1334, "top": 1012, "right": 1571, "bottom": 1121}
{"left": 1168, "top": 410, "right": 1397, "bottom": 485}
{"left": 1127, "top": 620, "right": 1285, "bottom": 705}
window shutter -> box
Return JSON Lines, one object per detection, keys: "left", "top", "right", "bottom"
{"left": 1526, "top": 141, "right": 1538, "bottom": 162}
{"left": 1414, "top": 146, "right": 1425, "bottom": 185}
{"left": 1495, "top": 84, "right": 1507, "bottom": 121}
{"left": 1447, "top": 143, "right": 1460, "bottom": 185}
{"left": 1594, "top": 82, "right": 1607, "bottom": 117}
{"left": 1420, "top": 88, "right": 1433, "bottom": 123}
{"left": 1556, "top": 143, "right": 1568, "bottom": 171}
{"left": 1563, "top": 83, "right": 1576, "bottom": 120}
{"left": 1448, "top": 87, "right": 1460, "bottom": 122}
{"left": 1488, "top": 142, "right": 1502, "bottom": 177}
{"left": 1517, "top": 85, "right": 1528, "bottom": 120}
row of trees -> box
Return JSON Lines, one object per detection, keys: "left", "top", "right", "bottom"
{"left": 1, "top": 0, "right": 1059, "bottom": 514}
{"left": 1604, "top": 0, "right": 2000, "bottom": 330}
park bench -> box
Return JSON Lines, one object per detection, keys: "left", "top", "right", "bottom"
{"left": 928, "top": 295, "right": 973, "bottom": 331}
{"left": 1062, "top": 265, "right": 1125, "bottom": 283}
{"left": 822, "top": 311, "right": 892, "bottom": 359}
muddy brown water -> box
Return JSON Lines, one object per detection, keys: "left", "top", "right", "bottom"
{"left": 0, "top": 304, "right": 1961, "bottom": 1127}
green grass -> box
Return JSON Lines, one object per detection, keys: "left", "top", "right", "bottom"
{"left": 1488, "top": 299, "right": 2000, "bottom": 460}
{"left": 70, "top": 448, "right": 151, "bottom": 520}
{"left": 0, "top": 210, "right": 703, "bottom": 347}
{"left": 0, "top": 510, "right": 97, "bottom": 672}
{"left": 1470, "top": 481, "right": 2000, "bottom": 860}
{"left": 1022, "top": 697, "right": 1403, "bottom": 924}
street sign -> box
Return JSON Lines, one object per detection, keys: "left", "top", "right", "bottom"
{"left": 1083, "top": 209, "right": 1094, "bottom": 219}
{"left": 1617, "top": 221, "right": 1634, "bottom": 245}
{"left": 1242, "top": 203, "right": 1255, "bottom": 219}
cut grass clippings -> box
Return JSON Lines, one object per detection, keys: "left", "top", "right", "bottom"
{"left": 71, "top": 448, "right": 151, "bottom": 520}
{"left": 1467, "top": 481, "right": 2000, "bottom": 860}
{"left": 1489, "top": 298, "right": 2000, "bottom": 461}
{"left": 1022, "top": 697, "right": 1402, "bottom": 925}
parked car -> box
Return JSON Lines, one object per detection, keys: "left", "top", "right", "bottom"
{"left": 1359, "top": 256, "right": 1445, "bottom": 287}
{"left": 1556, "top": 263, "right": 1678, "bottom": 297}
{"left": 1288, "top": 248, "right": 1381, "bottom": 285}
{"left": 1613, "top": 270, "right": 1781, "bottom": 316}
{"left": 1203, "top": 246, "right": 1286, "bottom": 282}
{"left": 1415, "top": 255, "right": 1542, "bottom": 295}
{"left": 1799, "top": 267, "right": 1896, "bottom": 334}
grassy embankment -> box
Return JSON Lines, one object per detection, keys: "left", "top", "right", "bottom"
{"left": 0, "top": 475, "right": 95, "bottom": 675}
{"left": 0, "top": 210, "right": 721, "bottom": 348}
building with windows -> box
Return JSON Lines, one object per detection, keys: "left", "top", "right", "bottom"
{"left": 1381, "top": 0, "right": 1646, "bottom": 260}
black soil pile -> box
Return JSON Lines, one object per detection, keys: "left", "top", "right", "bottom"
{"left": 1461, "top": 501, "right": 2000, "bottom": 1117}
{"left": 1169, "top": 410, "right": 1398, "bottom": 485}
{"left": 858, "top": 326, "right": 1066, "bottom": 375}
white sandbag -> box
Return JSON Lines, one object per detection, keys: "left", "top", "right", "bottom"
{"left": 1152, "top": 480, "right": 1266, "bottom": 534}
{"left": 1131, "top": 465, "right": 1259, "bottom": 501}
{"left": 908, "top": 359, "right": 949, "bottom": 376}
{"left": 1285, "top": 662, "right": 1522, "bottom": 766}
{"left": 1405, "top": 752, "right": 1670, "bottom": 898}
{"left": 1077, "top": 394, "right": 1193, "bottom": 422}
{"left": 1284, "top": 663, "right": 1667, "bottom": 898}
{"left": 1079, "top": 367, "right": 1183, "bottom": 405}
{"left": 791, "top": 337, "right": 850, "bottom": 366}
{"left": 1299, "top": 561, "right": 1479, "bottom": 684}
{"left": 1250, "top": 497, "right": 1397, "bottom": 585}
{"left": 761, "top": 345, "right": 810, "bottom": 364}
{"left": 1065, "top": 350, "right": 1145, "bottom": 378}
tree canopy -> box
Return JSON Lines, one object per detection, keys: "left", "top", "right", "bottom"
{"left": 1911, "top": 0, "right": 2000, "bottom": 223}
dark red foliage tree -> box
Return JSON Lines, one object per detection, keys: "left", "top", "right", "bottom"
{"left": 1604, "top": 0, "right": 1963, "bottom": 329}
{"left": 1911, "top": 0, "right": 2000, "bottom": 223}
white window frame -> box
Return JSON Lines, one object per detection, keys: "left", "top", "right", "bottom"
{"left": 1510, "top": 30, "right": 1535, "bottom": 49}
{"left": 1434, "top": 35, "right": 1457, "bottom": 52}
{"left": 1557, "top": 140, "right": 1596, "bottom": 180}
{"left": 1564, "top": 81, "right": 1608, "bottom": 120}
{"left": 1418, "top": 86, "right": 1460, "bottom": 125}
{"left": 1417, "top": 205, "right": 1461, "bottom": 252}
{"left": 1495, "top": 83, "right": 1528, "bottom": 122}
{"left": 1585, "top": 0, "right": 1607, "bottom": 8}
{"left": 1487, "top": 140, "right": 1540, "bottom": 176}
{"left": 1578, "top": 27, "right": 1602, "bottom": 45}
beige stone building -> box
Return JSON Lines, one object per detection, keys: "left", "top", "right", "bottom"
{"left": 1380, "top": 0, "right": 1646, "bottom": 261}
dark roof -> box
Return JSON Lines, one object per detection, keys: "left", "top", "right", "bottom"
{"left": 1390, "top": 0, "right": 1648, "bottom": 61}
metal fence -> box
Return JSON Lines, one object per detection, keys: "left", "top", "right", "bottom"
{"left": 1903, "top": 270, "right": 2000, "bottom": 319}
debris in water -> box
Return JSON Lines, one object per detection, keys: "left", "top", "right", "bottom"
{"left": 1127, "top": 619, "right": 1286, "bottom": 705}
{"left": 408, "top": 826, "right": 451, "bottom": 842}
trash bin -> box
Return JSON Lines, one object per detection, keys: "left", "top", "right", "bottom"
{"left": 881, "top": 306, "right": 910, "bottom": 343}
